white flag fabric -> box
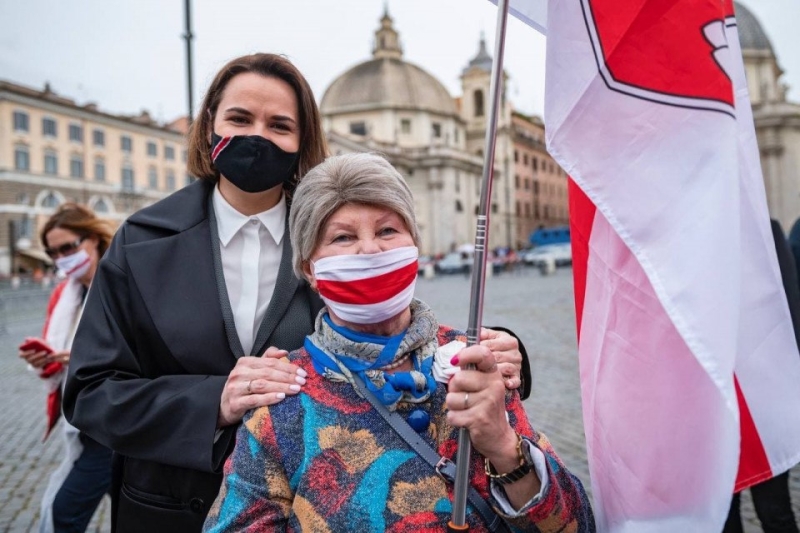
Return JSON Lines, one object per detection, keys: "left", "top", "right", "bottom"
{"left": 489, "top": 0, "right": 800, "bottom": 530}
{"left": 487, "top": 0, "right": 547, "bottom": 34}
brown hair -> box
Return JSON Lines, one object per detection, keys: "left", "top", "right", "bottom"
{"left": 187, "top": 53, "right": 328, "bottom": 196}
{"left": 40, "top": 203, "right": 115, "bottom": 257}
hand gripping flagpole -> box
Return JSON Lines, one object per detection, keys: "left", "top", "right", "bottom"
{"left": 448, "top": 0, "right": 510, "bottom": 530}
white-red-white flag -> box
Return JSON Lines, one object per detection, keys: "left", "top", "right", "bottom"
{"left": 494, "top": 0, "right": 800, "bottom": 530}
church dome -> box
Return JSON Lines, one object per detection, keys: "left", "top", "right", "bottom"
{"left": 735, "top": 2, "right": 774, "bottom": 53}
{"left": 320, "top": 11, "right": 457, "bottom": 116}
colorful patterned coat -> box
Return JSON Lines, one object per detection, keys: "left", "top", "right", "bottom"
{"left": 204, "top": 326, "right": 594, "bottom": 532}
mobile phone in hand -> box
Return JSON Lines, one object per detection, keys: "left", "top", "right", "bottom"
{"left": 19, "top": 338, "right": 54, "bottom": 354}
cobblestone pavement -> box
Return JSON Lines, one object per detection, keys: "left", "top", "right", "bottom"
{"left": 1, "top": 270, "right": 798, "bottom": 531}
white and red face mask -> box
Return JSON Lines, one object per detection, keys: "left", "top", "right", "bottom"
{"left": 55, "top": 249, "right": 92, "bottom": 281}
{"left": 312, "top": 246, "right": 419, "bottom": 324}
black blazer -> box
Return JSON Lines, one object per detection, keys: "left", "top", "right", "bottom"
{"left": 63, "top": 180, "right": 323, "bottom": 532}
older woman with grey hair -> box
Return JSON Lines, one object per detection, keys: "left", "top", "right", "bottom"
{"left": 204, "top": 153, "right": 594, "bottom": 532}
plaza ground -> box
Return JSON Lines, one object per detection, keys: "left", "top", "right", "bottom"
{"left": 0, "top": 269, "right": 797, "bottom": 531}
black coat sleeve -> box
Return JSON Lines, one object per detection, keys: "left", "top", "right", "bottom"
{"left": 63, "top": 225, "right": 233, "bottom": 473}
{"left": 484, "top": 325, "right": 532, "bottom": 400}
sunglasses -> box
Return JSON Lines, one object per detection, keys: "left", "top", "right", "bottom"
{"left": 45, "top": 237, "right": 86, "bottom": 259}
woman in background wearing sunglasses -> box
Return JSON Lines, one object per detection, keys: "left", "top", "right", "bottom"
{"left": 18, "top": 203, "right": 115, "bottom": 533}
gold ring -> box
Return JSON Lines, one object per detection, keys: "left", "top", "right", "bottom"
{"left": 247, "top": 379, "right": 253, "bottom": 394}
{"left": 463, "top": 392, "right": 470, "bottom": 409}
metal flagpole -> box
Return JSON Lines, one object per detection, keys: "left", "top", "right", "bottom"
{"left": 448, "top": 0, "right": 511, "bottom": 530}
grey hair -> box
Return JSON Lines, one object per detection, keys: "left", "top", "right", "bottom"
{"left": 289, "top": 152, "right": 420, "bottom": 280}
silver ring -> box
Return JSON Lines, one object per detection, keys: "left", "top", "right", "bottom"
{"left": 463, "top": 392, "right": 470, "bottom": 409}
{"left": 247, "top": 379, "right": 253, "bottom": 394}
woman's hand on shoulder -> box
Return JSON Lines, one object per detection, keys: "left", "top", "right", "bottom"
{"left": 480, "top": 328, "right": 523, "bottom": 391}
{"left": 217, "top": 346, "right": 307, "bottom": 428}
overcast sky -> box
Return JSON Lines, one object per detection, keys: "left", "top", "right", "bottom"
{"left": 1, "top": 1, "right": 797, "bottom": 124}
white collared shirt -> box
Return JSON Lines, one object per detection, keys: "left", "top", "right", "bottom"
{"left": 212, "top": 185, "right": 286, "bottom": 355}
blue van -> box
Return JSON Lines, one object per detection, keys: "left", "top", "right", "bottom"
{"left": 529, "top": 226, "right": 570, "bottom": 246}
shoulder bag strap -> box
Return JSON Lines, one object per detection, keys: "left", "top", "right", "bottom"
{"left": 351, "top": 375, "right": 509, "bottom": 533}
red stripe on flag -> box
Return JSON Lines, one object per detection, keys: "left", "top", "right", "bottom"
{"left": 734, "top": 376, "right": 773, "bottom": 491}
{"left": 316, "top": 261, "right": 418, "bottom": 305}
{"left": 568, "top": 178, "right": 596, "bottom": 342}
{"left": 211, "top": 136, "right": 232, "bottom": 161}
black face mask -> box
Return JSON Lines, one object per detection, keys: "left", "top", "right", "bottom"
{"left": 210, "top": 132, "right": 299, "bottom": 193}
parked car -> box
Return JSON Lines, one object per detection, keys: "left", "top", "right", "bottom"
{"left": 436, "top": 252, "right": 471, "bottom": 275}
{"left": 418, "top": 255, "right": 436, "bottom": 275}
{"left": 522, "top": 244, "right": 572, "bottom": 267}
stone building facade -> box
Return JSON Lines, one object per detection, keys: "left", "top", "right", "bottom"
{"left": 320, "top": 10, "right": 567, "bottom": 255}
{"left": 0, "top": 81, "right": 188, "bottom": 275}
{"left": 736, "top": 2, "right": 800, "bottom": 232}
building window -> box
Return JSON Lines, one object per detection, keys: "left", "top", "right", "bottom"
{"left": 516, "top": 201, "right": 520, "bottom": 216}
{"left": 69, "top": 123, "right": 83, "bottom": 142}
{"left": 524, "top": 178, "right": 530, "bottom": 190}
{"left": 523, "top": 153, "right": 529, "bottom": 166}
{"left": 534, "top": 201, "right": 540, "bottom": 218}
{"left": 525, "top": 203, "right": 531, "bottom": 217}
{"left": 455, "top": 172, "right": 460, "bottom": 193}
{"left": 94, "top": 198, "right": 110, "bottom": 213}
{"left": 44, "top": 151, "right": 58, "bottom": 175}
{"left": 455, "top": 200, "right": 463, "bottom": 213}
{"left": 13, "top": 111, "right": 29, "bottom": 132}
{"left": 122, "top": 166, "right": 135, "bottom": 191}
{"left": 349, "top": 122, "right": 367, "bottom": 136}
{"left": 95, "top": 158, "right": 106, "bottom": 182}
{"left": 454, "top": 128, "right": 459, "bottom": 143}
{"left": 14, "top": 145, "right": 30, "bottom": 171}
{"left": 432, "top": 123, "right": 442, "bottom": 138}
{"left": 474, "top": 89, "right": 484, "bottom": 117}
{"left": 121, "top": 135, "right": 133, "bottom": 153}
{"left": 532, "top": 158, "right": 538, "bottom": 172}
{"left": 42, "top": 192, "right": 60, "bottom": 208}
{"left": 544, "top": 205, "right": 550, "bottom": 218}
{"left": 533, "top": 180, "right": 539, "bottom": 195}
{"left": 166, "top": 170, "right": 176, "bottom": 191}
{"left": 42, "top": 117, "right": 57, "bottom": 137}
{"left": 492, "top": 203, "right": 498, "bottom": 214}
{"left": 164, "top": 145, "right": 175, "bottom": 160}
{"left": 70, "top": 155, "right": 84, "bottom": 178}
{"left": 148, "top": 167, "right": 158, "bottom": 189}
{"left": 147, "top": 141, "right": 158, "bottom": 157}
{"left": 93, "top": 129, "right": 105, "bottom": 147}
{"left": 400, "top": 119, "right": 411, "bottom": 134}
{"left": 515, "top": 175, "right": 520, "bottom": 188}
{"left": 514, "top": 150, "right": 518, "bottom": 163}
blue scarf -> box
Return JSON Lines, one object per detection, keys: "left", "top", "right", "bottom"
{"left": 305, "top": 299, "right": 439, "bottom": 410}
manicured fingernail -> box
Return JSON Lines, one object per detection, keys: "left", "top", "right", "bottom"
{"left": 450, "top": 355, "right": 459, "bottom": 366}
{"left": 297, "top": 368, "right": 308, "bottom": 378}
{"left": 276, "top": 392, "right": 286, "bottom": 399}
{"left": 295, "top": 376, "right": 306, "bottom": 385}
{"left": 289, "top": 384, "right": 301, "bottom": 392}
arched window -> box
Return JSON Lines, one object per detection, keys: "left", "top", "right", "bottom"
{"left": 94, "top": 198, "right": 110, "bottom": 213}
{"left": 474, "top": 89, "right": 484, "bottom": 117}
{"left": 42, "top": 192, "right": 60, "bottom": 208}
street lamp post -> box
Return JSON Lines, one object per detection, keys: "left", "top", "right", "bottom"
{"left": 183, "top": 0, "right": 195, "bottom": 125}
{"left": 7, "top": 219, "right": 17, "bottom": 277}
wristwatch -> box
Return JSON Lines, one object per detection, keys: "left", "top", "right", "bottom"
{"left": 484, "top": 433, "right": 534, "bottom": 486}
